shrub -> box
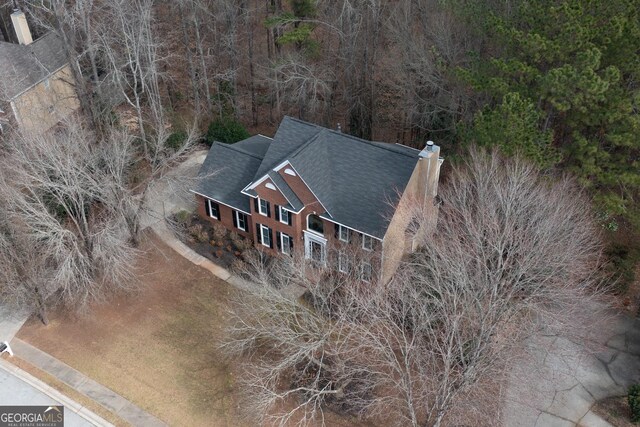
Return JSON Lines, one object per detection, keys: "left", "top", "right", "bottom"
{"left": 629, "top": 385, "right": 640, "bottom": 422}
{"left": 606, "top": 242, "right": 640, "bottom": 294}
{"left": 166, "top": 130, "right": 188, "bottom": 151}
{"left": 206, "top": 117, "right": 250, "bottom": 145}
{"left": 188, "top": 224, "right": 209, "bottom": 243}
{"left": 175, "top": 210, "right": 191, "bottom": 227}
{"left": 212, "top": 224, "right": 228, "bottom": 241}
{"left": 230, "top": 232, "right": 251, "bottom": 251}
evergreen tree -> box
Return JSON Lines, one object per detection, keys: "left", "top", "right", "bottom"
{"left": 460, "top": 0, "right": 640, "bottom": 223}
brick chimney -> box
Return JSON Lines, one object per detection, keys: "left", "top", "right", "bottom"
{"left": 11, "top": 10, "right": 33, "bottom": 46}
{"left": 417, "top": 141, "right": 443, "bottom": 204}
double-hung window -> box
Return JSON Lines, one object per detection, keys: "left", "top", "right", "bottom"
{"left": 361, "top": 262, "right": 372, "bottom": 283}
{"left": 258, "top": 198, "right": 270, "bottom": 216}
{"left": 338, "top": 251, "right": 348, "bottom": 273}
{"left": 338, "top": 225, "right": 350, "bottom": 243}
{"left": 206, "top": 199, "right": 220, "bottom": 220}
{"left": 362, "top": 234, "right": 373, "bottom": 251}
{"left": 281, "top": 233, "right": 291, "bottom": 255}
{"left": 259, "top": 224, "right": 272, "bottom": 248}
{"left": 279, "top": 207, "right": 290, "bottom": 225}
{"left": 233, "top": 211, "right": 247, "bottom": 231}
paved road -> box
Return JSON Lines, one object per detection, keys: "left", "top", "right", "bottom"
{"left": 504, "top": 314, "right": 640, "bottom": 426}
{"left": 0, "top": 359, "right": 112, "bottom": 426}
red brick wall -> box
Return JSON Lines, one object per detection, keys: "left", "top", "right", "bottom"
{"left": 251, "top": 181, "right": 299, "bottom": 255}
{"left": 195, "top": 195, "right": 253, "bottom": 240}
{"left": 277, "top": 166, "right": 324, "bottom": 211}
{"left": 196, "top": 176, "right": 382, "bottom": 280}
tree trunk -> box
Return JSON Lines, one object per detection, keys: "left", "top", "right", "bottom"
{"left": 34, "top": 286, "right": 48, "bottom": 326}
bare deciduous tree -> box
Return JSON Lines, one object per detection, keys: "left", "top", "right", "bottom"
{"left": 0, "top": 119, "right": 137, "bottom": 321}
{"left": 224, "top": 149, "right": 608, "bottom": 427}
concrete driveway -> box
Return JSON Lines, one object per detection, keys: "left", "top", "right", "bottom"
{"left": 504, "top": 314, "right": 640, "bottom": 426}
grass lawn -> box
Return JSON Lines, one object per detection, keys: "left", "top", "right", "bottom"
{"left": 17, "top": 231, "right": 244, "bottom": 426}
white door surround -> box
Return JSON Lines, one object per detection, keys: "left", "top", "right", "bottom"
{"left": 303, "top": 231, "right": 327, "bottom": 265}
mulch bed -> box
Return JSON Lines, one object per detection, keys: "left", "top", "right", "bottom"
{"left": 174, "top": 214, "right": 249, "bottom": 269}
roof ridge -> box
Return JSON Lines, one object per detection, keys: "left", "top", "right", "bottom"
{"left": 282, "top": 116, "right": 418, "bottom": 159}
{"left": 213, "top": 142, "right": 264, "bottom": 160}
{"left": 325, "top": 129, "right": 418, "bottom": 158}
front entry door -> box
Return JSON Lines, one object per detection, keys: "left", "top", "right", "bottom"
{"left": 304, "top": 232, "right": 326, "bottom": 266}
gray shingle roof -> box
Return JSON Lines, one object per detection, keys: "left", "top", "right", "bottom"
{"left": 252, "top": 116, "right": 321, "bottom": 180}
{"left": 232, "top": 135, "right": 272, "bottom": 158}
{"left": 288, "top": 129, "right": 418, "bottom": 238}
{"left": 0, "top": 33, "right": 68, "bottom": 100}
{"left": 196, "top": 117, "right": 421, "bottom": 239}
{"left": 195, "top": 142, "right": 267, "bottom": 213}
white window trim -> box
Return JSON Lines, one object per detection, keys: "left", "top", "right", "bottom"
{"left": 281, "top": 233, "right": 291, "bottom": 255}
{"left": 362, "top": 234, "right": 373, "bottom": 251}
{"left": 338, "top": 225, "right": 349, "bottom": 243}
{"left": 279, "top": 206, "right": 290, "bottom": 225}
{"left": 338, "top": 251, "right": 348, "bottom": 273}
{"left": 235, "top": 211, "right": 246, "bottom": 231}
{"left": 259, "top": 224, "right": 271, "bottom": 247}
{"left": 207, "top": 199, "right": 219, "bottom": 219}
{"left": 306, "top": 214, "right": 324, "bottom": 236}
{"left": 361, "top": 262, "right": 372, "bottom": 283}
{"left": 258, "top": 198, "right": 269, "bottom": 216}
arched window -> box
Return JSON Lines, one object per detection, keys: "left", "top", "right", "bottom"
{"left": 307, "top": 214, "right": 324, "bottom": 234}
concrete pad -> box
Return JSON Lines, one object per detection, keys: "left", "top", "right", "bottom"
{"left": 535, "top": 412, "right": 574, "bottom": 427}
{"left": 545, "top": 383, "right": 593, "bottom": 422}
{"left": 578, "top": 410, "right": 613, "bottom": 427}
{"left": 608, "top": 351, "right": 640, "bottom": 388}
{"left": 502, "top": 399, "right": 542, "bottom": 427}
{"left": 576, "top": 353, "right": 625, "bottom": 400}
{"left": 606, "top": 334, "right": 627, "bottom": 352}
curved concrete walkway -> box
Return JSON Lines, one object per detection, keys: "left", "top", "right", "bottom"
{"left": 142, "top": 149, "right": 306, "bottom": 300}
{"left": 503, "top": 315, "right": 640, "bottom": 426}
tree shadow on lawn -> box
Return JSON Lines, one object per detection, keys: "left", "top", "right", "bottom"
{"left": 156, "top": 282, "right": 239, "bottom": 420}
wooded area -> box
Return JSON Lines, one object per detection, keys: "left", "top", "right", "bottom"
{"left": 2, "top": 0, "right": 637, "bottom": 231}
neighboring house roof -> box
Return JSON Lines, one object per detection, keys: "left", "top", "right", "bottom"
{"left": 0, "top": 32, "right": 68, "bottom": 101}
{"left": 195, "top": 117, "right": 421, "bottom": 239}
{"left": 195, "top": 139, "right": 271, "bottom": 214}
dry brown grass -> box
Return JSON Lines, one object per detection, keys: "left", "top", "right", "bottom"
{"left": 17, "top": 231, "right": 245, "bottom": 427}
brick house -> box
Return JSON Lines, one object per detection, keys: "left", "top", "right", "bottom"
{"left": 0, "top": 10, "right": 80, "bottom": 135}
{"left": 193, "top": 117, "right": 443, "bottom": 283}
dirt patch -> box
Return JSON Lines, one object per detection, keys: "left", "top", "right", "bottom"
{"left": 590, "top": 396, "right": 636, "bottom": 427}
{"left": 17, "top": 231, "right": 245, "bottom": 427}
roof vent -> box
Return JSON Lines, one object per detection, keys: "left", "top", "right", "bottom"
{"left": 337, "top": 123, "right": 342, "bottom": 133}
